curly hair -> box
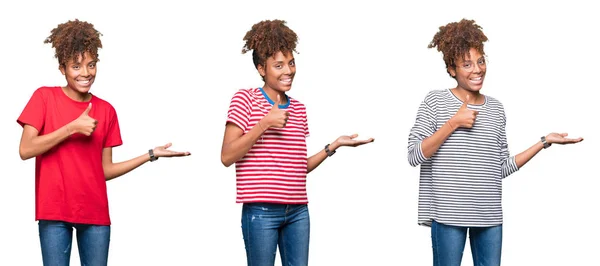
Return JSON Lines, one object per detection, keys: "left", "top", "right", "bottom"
{"left": 428, "top": 19, "right": 488, "bottom": 77}
{"left": 242, "top": 19, "right": 298, "bottom": 69}
{"left": 44, "top": 19, "right": 102, "bottom": 66}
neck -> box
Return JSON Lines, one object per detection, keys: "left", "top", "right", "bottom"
{"left": 452, "top": 87, "right": 481, "bottom": 104}
{"left": 62, "top": 86, "right": 91, "bottom": 102}
{"left": 262, "top": 85, "right": 287, "bottom": 105}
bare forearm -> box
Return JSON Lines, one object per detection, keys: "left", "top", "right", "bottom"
{"left": 421, "top": 121, "right": 457, "bottom": 158}
{"left": 221, "top": 122, "right": 267, "bottom": 167}
{"left": 20, "top": 125, "right": 71, "bottom": 160}
{"left": 104, "top": 153, "right": 150, "bottom": 181}
{"left": 514, "top": 140, "right": 544, "bottom": 169}
{"left": 307, "top": 142, "right": 339, "bottom": 173}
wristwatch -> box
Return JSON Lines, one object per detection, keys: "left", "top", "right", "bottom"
{"left": 325, "top": 144, "right": 336, "bottom": 157}
{"left": 541, "top": 136, "right": 551, "bottom": 149}
{"left": 149, "top": 149, "right": 159, "bottom": 162}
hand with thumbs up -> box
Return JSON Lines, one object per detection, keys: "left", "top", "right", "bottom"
{"left": 67, "top": 103, "right": 98, "bottom": 136}
{"left": 448, "top": 94, "right": 479, "bottom": 129}
{"left": 261, "top": 94, "right": 290, "bottom": 129}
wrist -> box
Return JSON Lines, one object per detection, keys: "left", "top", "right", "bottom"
{"left": 65, "top": 123, "right": 74, "bottom": 136}
{"left": 149, "top": 149, "right": 159, "bottom": 162}
{"left": 257, "top": 119, "right": 267, "bottom": 132}
{"left": 541, "top": 135, "right": 552, "bottom": 149}
{"left": 329, "top": 140, "right": 341, "bottom": 151}
{"left": 325, "top": 143, "right": 337, "bottom": 157}
{"left": 260, "top": 118, "right": 272, "bottom": 129}
{"left": 446, "top": 118, "right": 458, "bottom": 131}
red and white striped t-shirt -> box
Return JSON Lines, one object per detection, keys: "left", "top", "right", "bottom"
{"left": 227, "top": 87, "right": 310, "bottom": 204}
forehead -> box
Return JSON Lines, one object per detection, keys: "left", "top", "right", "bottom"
{"left": 67, "top": 51, "right": 97, "bottom": 64}
{"left": 268, "top": 50, "right": 294, "bottom": 62}
{"left": 457, "top": 47, "right": 484, "bottom": 62}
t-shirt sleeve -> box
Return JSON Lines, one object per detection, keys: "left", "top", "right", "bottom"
{"left": 17, "top": 88, "right": 46, "bottom": 131}
{"left": 498, "top": 104, "right": 518, "bottom": 178}
{"left": 226, "top": 90, "right": 252, "bottom": 132}
{"left": 104, "top": 106, "right": 123, "bottom": 148}
{"left": 303, "top": 111, "right": 310, "bottom": 137}
{"left": 407, "top": 92, "right": 437, "bottom": 167}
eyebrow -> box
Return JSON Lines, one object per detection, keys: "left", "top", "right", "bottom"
{"left": 272, "top": 59, "right": 294, "bottom": 64}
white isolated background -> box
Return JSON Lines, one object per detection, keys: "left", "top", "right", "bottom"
{"left": 0, "top": 0, "right": 597, "bottom": 265}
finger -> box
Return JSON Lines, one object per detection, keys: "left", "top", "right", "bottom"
{"left": 166, "top": 151, "right": 191, "bottom": 156}
{"left": 472, "top": 110, "right": 479, "bottom": 115}
{"left": 460, "top": 94, "right": 470, "bottom": 109}
{"left": 163, "top": 143, "right": 173, "bottom": 149}
{"left": 350, "top": 134, "right": 358, "bottom": 139}
{"left": 275, "top": 94, "right": 281, "bottom": 108}
{"left": 560, "top": 133, "right": 568, "bottom": 137}
{"left": 93, "top": 119, "right": 98, "bottom": 125}
{"left": 83, "top": 103, "right": 92, "bottom": 115}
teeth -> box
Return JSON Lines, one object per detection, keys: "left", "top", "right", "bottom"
{"left": 471, "top": 77, "right": 482, "bottom": 81}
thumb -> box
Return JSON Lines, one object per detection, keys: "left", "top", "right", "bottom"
{"left": 83, "top": 103, "right": 92, "bottom": 115}
{"left": 274, "top": 94, "right": 281, "bottom": 108}
{"left": 460, "top": 94, "right": 469, "bottom": 110}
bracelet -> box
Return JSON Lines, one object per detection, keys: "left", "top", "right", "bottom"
{"left": 257, "top": 121, "right": 266, "bottom": 132}
{"left": 541, "top": 136, "right": 551, "bottom": 149}
{"left": 325, "top": 144, "right": 336, "bottom": 157}
{"left": 149, "top": 149, "right": 159, "bottom": 162}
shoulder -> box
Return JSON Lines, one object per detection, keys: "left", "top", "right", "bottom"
{"left": 484, "top": 95, "right": 505, "bottom": 109}
{"left": 231, "top": 88, "right": 261, "bottom": 103}
{"left": 287, "top": 96, "right": 306, "bottom": 110}
{"left": 422, "top": 89, "right": 448, "bottom": 105}
{"left": 32, "top": 86, "right": 61, "bottom": 97}
{"left": 91, "top": 94, "right": 118, "bottom": 114}
{"left": 233, "top": 88, "right": 261, "bottom": 98}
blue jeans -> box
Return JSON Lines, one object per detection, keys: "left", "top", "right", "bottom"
{"left": 431, "top": 220, "right": 502, "bottom": 266}
{"left": 241, "top": 203, "right": 310, "bottom": 266}
{"left": 38, "top": 220, "right": 110, "bottom": 266}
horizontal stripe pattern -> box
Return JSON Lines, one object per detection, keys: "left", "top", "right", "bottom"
{"left": 227, "top": 88, "right": 309, "bottom": 204}
{"left": 408, "top": 89, "right": 518, "bottom": 227}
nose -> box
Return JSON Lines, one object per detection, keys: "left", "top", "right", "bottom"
{"left": 283, "top": 64, "right": 292, "bottom": 75}
{"left": 81, "top": 66, "right": 90, "bottom": 76}
{"left": 472, "top": 62, "right": 483, "bottom": 73}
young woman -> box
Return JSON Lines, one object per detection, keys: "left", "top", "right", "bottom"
{"left": 407, "top": 19, "right": 583, "bottom": 266}
{"left": 17, "top": 19, "right": 191, "bottom": 266}
{"left": 221, "top": 19, "right": 374, "bottom": 266}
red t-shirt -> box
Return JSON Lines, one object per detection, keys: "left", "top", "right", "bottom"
{"left": 226, "top": 88, "right": 310, "bottom": 204}
{"left": 17, "top": 86, "right": 122, "bottom": 225}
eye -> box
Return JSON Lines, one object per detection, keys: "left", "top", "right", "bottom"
{"left": 289, "top": 60, "right": 295, "bottom": 66}
{"left": 88, "top": 63, "right": 96, "bottom": 69}
{"left": 463, "top": 63, "right": 472, "bottom": 68}
{"left": 275, "top": 65, "right": 282, "bottom": 69}
{"left": 478, "top": 59, "right": 486, "bottom": 65}
{"left": 72, "top": 65, "right": 80, "bottom": 70}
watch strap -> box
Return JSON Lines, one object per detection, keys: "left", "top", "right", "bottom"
{"left": 325, "top": 144, "right": 336, "bottom": 157}
{"left": 541, "top": 136, "right": 551, "bottom": 149}
{"left": 149, "top": 149, "right": 158, "bottom": 162}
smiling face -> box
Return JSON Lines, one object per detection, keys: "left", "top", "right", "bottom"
{"left": 257, "top": 50, "right": 296, "bottom": 95}
{"left": 59, "top": 51, "right": 97, "bottom": 100}
{"left": 448, "top": 47, "right": 487, "bottom": 93}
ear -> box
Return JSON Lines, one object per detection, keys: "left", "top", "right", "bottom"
{"left": 257, "top": 64, "right": 266, "bottom": 77}
{"left": 447, "top": 66, "right": 456, "bottom": 77}
{"left": 59, "top": 65, "right": 66, "bottom": 75}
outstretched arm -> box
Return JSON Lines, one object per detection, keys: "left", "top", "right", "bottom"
{"left": 307, "top": 134, "right": 374, "bottom": 174}
{"left": 102, "top": 143, "right": 190, "bottom": 181}
{"left": 514, "top": 133, "right": 583, "bottom": 169}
